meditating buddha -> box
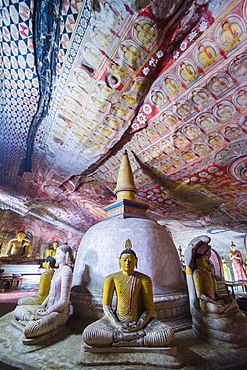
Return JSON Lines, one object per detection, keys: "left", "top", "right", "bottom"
{"left": 6, "top": 231, "right": 31, "bottom": 259}
{"left": 13, "top": 245, "right": 73, "bottom": 340}
{"left": 83, "top": 239, "right": 174, "bottom": 348}
{"left": 193, "top": 240, "right": 237, "bottom": 314}
{"left": 17, "top": 257, "right": 56, "bottom": 306}
{"left": 45, "top": 241, "right": 59, "bottom": 259}
{"left": 185, "top": 235, "right": 247, "bottom": 346}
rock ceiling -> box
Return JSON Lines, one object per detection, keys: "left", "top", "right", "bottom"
{"left": 1, "top": 0, "right": 247, "bottom": 235}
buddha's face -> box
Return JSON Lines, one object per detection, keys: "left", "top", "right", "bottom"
{"left": 43, "top": 261, "right": 50, "bottom": 270}
{"left": 119, "top": 253, "right": 137, "bottom": 274}
{"left": 196, "top": 243, "right": 211, "bottom": 262}
{"left": 52, "top": 242, "right": 59, "bottom": 249}
{"left": 55, "top": 248, "right": 65, "bottom": 265}
{"left": 17, "top": 232, "right": 25, "bottom": 242}
{"left": 197, "top": 255, "right": 208, "bottom": 269}
{"left": 222, "top": 22, "right": 229, "bottom": 31}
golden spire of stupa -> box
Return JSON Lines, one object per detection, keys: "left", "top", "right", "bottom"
{"left": 114, "top": 150, "right": 137, "bottom": 201}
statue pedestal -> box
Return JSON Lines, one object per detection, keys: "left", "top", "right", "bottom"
{"left": 0, "top": 257, "right": 33, "bottom": 263}
{"left": 81, "top": 341, "right": 184, "bottom": 368}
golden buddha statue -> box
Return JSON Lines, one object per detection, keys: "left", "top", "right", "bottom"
{"left": 45, "top": 241, "right": 59, "bottom": 259}
{"left": 193, "top": 241, "right": 237, "bottom": 314}
{"left": 4, "top": 231, "right": 32, "bottom": 260}
{"left": 82, "top": 240, "right": 174, "bottom": 348}
{"left": 18, "top": 257, "right": 56, "bottom": 306}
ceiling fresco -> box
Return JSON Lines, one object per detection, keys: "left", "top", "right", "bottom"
{"left": 1, "top": 0, "right": 247, "bottom": 235}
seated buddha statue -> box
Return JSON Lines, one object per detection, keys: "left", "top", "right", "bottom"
{"left": 5, "top": 231, "right": 32, "bottom": 260}
{"left": 192, "top": 240, "right": 237, "bottom": 314}
{"left": 184, "top": 235, "right": 247, "bottom": 347}
{"left": 45, "top": 241, "right": 59, "bottom": 259}
{"left": 12, "top": 245, "right": 73, "bottom": 340}
{"left": 82, "top": 239, "right": 174, "bottom": 348}
{"left": 17, "top": 257, "right": 56, "bottom": 306}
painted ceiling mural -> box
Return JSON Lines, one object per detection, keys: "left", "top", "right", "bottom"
{"left": 1, "top": 0, "right": 247, "bottom": 234}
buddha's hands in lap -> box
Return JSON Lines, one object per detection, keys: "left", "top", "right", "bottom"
{"left": 113, "top": 328, "right": 145, "bottom": 342}
{"left": 37, "top": 307, "right": 48, "bottom": 316}
{"left": 123, "top": 321, "right": 145, "bottom": 332}
{"left": 113, "top": 321, "right": 130, "bottom": 332}
{"left": 200, "top": 294, "right": 225, "bottom": 306}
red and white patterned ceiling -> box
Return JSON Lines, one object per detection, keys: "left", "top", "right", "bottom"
{"left": 1, "top": 0, "right": 247, "bottom": 234}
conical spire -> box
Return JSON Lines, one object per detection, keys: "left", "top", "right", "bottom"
{"left": 114, "top": 150, "right": 137, "bottom": 201}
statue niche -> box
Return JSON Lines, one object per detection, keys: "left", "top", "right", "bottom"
{"left": 82, "top": 240, "right": 175, "bottom": 350}
{"left": 0, "top": 231, "right": 33, "bottom": 262}
{"left": 184, "top": 235, "right": 247, "bottom": 347}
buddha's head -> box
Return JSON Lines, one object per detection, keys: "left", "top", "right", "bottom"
{"left": 222, "top": 20, "right": 230, "bottom": 31}
{"left": 16, "top": 231, "right": 26, "bottom": 242}
{"left": 52, "top": 241, "right": 59, "bottom": 249}
{"left": 55, "top": 244, "right": 72, "bottom": 266}
{"left": 194, "top": 241, "right": 211, "bottom": 270}
{"left": 119, "top": 239, "right": 138, "bottom": 274}
{"left": 231, "top": 241, "right": 236, "bottom": 252}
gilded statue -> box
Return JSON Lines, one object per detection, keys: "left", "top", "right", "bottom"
{"left": 83, "top": 240, "right": 174, "bottom": 348}
{"left": 1, "top": 231, "right": 32, "bottom": 261}
{"left": 17, "top": 257, "right": 56, "bottom": 306}
{"left": 13, "top": 245, "right": 73, "bottom": 341}
{"left": 45, "top": 241, "right": 59, "bottom": 259}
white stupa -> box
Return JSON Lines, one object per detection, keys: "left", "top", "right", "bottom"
{"left": 71, "top": 150, "right": 190, "bottom": 329}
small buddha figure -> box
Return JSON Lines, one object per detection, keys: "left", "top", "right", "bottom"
{"left": 6, "top": 231, "right": 31, "bottom": 259}
{"left": 221, "top": 257, "right": 232, "bottom": 282}
{"left": 229, "top": 241, "right": 247, "bottom": 281}
{"left": 221, "top": 20, "right": 242, "bottom": 51}
{"left": 82, "top": 240, "right": 174, "bottom": 348}
{"left": 13, "top": 245, "right": 73, "bottom": 340}
{"left": 45, "top": 241, "right": 59, "bottom": 259}
{"left": 193, "top": 240, "right": 237, "bottom": 314}
{"left": 17, "top": 257, "right": 56, "bottom": 306}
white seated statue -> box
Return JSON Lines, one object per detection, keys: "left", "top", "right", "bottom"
{"left": 82, "top": 239, "right": 175, "bottom": 348}
{"left": 184, "top": 235, "right": 247, "bottom": 346}
{"left": 12, "top": 245, "right": 73, "bottom": 341}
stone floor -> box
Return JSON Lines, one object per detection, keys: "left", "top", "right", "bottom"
{"left": 1, "top": 290, "right": 247, "bottom": 369}
{"left": 0, "top": 312, "right": 247, "bottom": 370}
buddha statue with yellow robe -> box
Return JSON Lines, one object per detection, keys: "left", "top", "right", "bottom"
{"left": 185, "top": 235, "right": 247, "bottom": 347}
{"left": 17, "top": 257, "right": 56, "bottom": 306}
{"left": 45, "top": 241, "right": 59, "bottom": 259}
{"left": 0, "top": 231, "right": 32, "bottom": 261}
{"left": 82, "top": 240, "right": 174, "bottom": 348}
{"left": 192, "top": 242, "right": 237, "bottom": 314}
